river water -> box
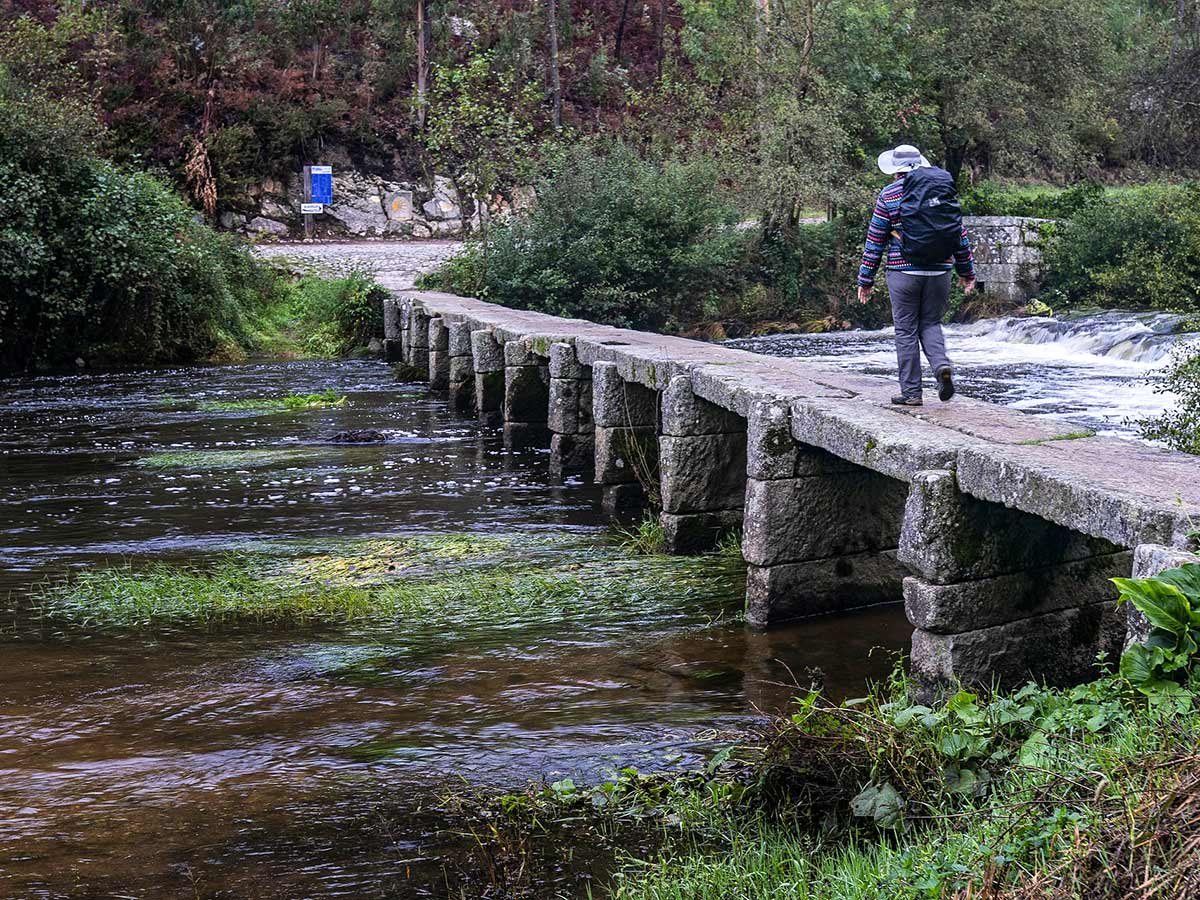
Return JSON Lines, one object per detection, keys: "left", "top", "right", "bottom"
{"left": 1, "top": 301, "right": 1194, "bottom": 898}
{"left": 0, "top": 359, "right": 904, "bottom": 899}
{"left": 729, "top": 310, "right": 1199, "bottom": 438}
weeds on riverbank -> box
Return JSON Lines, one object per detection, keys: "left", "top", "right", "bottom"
{"left": 30, "top": 532, "right": 746, "bottom": 631}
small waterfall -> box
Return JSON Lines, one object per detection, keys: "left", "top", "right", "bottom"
{"left": 955, "top": 311, "right": 1194, "bottom": 365}
{"left": 727, "top": 309, "right": 1199, "bottom": 438}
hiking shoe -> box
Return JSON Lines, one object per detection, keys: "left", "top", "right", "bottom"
{"left": 891, "top": 395, "right": 923, "bottom": 407}
{"left": 937, "top": 367, "right": 956, "bottom": 402}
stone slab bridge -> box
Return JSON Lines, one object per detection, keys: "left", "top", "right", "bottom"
{"left": 382, "top": 289, "right": 1200, "bottom": 695}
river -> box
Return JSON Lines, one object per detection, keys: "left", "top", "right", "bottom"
{"left": 0, "top": 357, "right": 904, "bottom": 898}
{"left": 1, "top": 242, "right": 1195, "bottom": 897}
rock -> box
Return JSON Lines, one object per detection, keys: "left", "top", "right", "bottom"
{"left": 367, "top": 337, "right": 384, "bottom": 353}
{"left": 327, "top": 171, "right": 389, "bottom": 236}
{"left": 422, "top": 197, "right": 459, "bottom": 220}
{"left": 430, "top": 218, "right": 464, "bottom": 236}
{"left": 384, "top": 189, "right": 415, "bottom": 222}
{"left": 327, "top": 429, "right": 386, "bottom": 443}
{"left": 247, "top": 216, "right": 290, "bottom": 237}
{"left": 412, "top": 221, "right": 433, "bottom": 239}
{"left": 511, "top": 185, "right": 536, "bottom": 212}
{"left": 261, "top": 197, "right": 294, "bottom": 221}
{"left": 219, "top": 211, "right": 247, "bottom": 230}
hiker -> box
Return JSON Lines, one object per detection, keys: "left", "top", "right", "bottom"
{"left": 856, "top": 144, "right": 976, "bottom": 406}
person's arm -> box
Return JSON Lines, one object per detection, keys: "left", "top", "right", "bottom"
{"left": 857, "top": 191, "right": 891, "bottom": 297}
{"left": 954, "top": 224, "right": 976, "bottom": 290}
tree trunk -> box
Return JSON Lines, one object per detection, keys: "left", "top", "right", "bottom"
{"left": 416, "top": 0, "right": 429, "bottom": 129}
{"left": 615, "top": 0, "right": 631, "bottom": 61}
{"left": 547, "top": 0, "right": 562, "bottom": 127}
{"left": 654, "top": 0, "right": 666, "bottom": 77}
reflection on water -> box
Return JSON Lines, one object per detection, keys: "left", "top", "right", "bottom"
{"left": 729, "top": 310, "right": 1200, "bottom": 438}
{"left": 0, "top": 358, "right": 908, "bottom": 898}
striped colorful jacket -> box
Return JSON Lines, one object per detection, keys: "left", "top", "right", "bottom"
{"left": 857, "top": 177, "right": 976, "bottom": 287}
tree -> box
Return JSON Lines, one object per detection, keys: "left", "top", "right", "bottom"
{"left": 423, "top": 50, "right": 542, "bottom": 242}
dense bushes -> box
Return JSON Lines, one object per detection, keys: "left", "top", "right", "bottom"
{"left": 0, "top": 66, "right": 280, "bottom": 371}
{"left": 1039, "top": 183, "right": 1200, "bottom": 314}
{"left": 421, "top": 145, "right": 746, "bottom": 331}
{"left": 959, "top": 179, "right": 1105, "bottom": 218}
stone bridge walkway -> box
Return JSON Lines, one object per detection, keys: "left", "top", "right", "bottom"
{"left": 384, "top": 287, "right": 1200, "bottom": 697}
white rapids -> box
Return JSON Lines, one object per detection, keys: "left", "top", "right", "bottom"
{"left": 728, "top": 311, "right": 1199, "bottom": 439}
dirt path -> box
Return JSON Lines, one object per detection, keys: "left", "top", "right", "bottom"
{"left": 256, "top": 240, "right": 460, "bottom": 289}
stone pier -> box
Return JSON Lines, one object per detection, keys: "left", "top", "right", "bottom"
{"left": 382, "top": 289, "right": 1200, "bottom": 695}
{"left": 447, "top": 322, "right": 475, "bottom": 413}
{"left": 592, "top": 360, "right": 659, "bottom": 516}
{"left": 743, "top": 399, "right": 909, "bottom": 625}
{"left": 406, "top": 304, "right": 430, "bottom": 377}
{"left": 659, "top": 375, "right": 747, "bottom": 553}
{"left": 1125, "top": 544, "right": 1200, "bottom": 648}
{"left": 547, "top": 343, "right": 594, "bottom": 479}
{"left": 470, "top": 329, "right": 505, "bottom": 428}
{"left": 503, "top": 339, "right": 550, "bottom": 447}
{"left": 427, "top": 317, "right": 450, "bottom": 392}
{"left": 382, "top": 297, "right": 404, "bottom": 363}
{"left": 898, "top": 469, "right": 1131, "bottom": 695}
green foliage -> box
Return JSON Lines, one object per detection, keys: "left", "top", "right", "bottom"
{"left": 0, "top": 63, "right": 280, "bottom": 370}
{"left": 1139, "top": 345, "right": 1200, "bottom": 455}
{"left": 424, "top": 143, "right": 746, "bottom": 331}
{"left": 1039, "top": 183, "right": 1200, "bottom": 314}
{"left": 735, "top": 217, "right": 881, "bottom": 330}
{"left": 31, "top": 532, "right": 747, "bottom": 630}
{"left": 423, "top": 50, "right": 543, "bottom": 225}
{"left": 253, "top": 270, "right": 389, "bottom": 358}
{"left": 1114, "top": 564, "right": 1200, "bottom": 699}
{"left": 960, "top": 180, "right": 1105, "bottom": 218}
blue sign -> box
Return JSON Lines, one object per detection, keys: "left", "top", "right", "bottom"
{"left": 310, "top": 165, "right": 333, "bottom": 205}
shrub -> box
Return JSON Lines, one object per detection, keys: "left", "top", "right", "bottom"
{"left": 0, "top": 65, "right": 280, "bottom": 371}
{"left": 734, "top": 216, "right": 885, "bottom": 330}
{"left": 1039, "top": 183, "right": 1200, "bottom": 313}
{"left": 960, "top": 180, "right": 1104, "bottom": 218}
{"left": 1139, "top": 345, "right": 1200, "bottom": 455}
{"left": 424, "top": 143, "right": 747, "bottom": 332}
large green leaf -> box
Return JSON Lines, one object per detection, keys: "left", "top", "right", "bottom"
{"left": 1154, "top": 564, "right": 1200, "bottom": 610}
{"left": 1119, "top": 641, "right": 1166, "bottom": 686}
{"left": 849, "top": 782, "right": 905, "bottom": 829}
{"left": 1112, "top": 577, "right": 1192, "bottom": 637}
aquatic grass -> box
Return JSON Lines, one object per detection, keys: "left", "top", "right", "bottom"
{"left": 196, "top": 389, "right": 347, "bottom": 412}
{"left": 133, "top": 447, "right": 331, "bottom": 469}
{"left": 30, "top": 533, "right": 747, "bottom": 631}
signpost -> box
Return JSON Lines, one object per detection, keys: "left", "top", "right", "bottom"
{"left": 302, "top": 165, "right": 333, "bottom": 240}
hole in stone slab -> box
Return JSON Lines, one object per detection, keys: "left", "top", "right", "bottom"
{"left": 600, "top": 341, "right": 630, "bottom": 346}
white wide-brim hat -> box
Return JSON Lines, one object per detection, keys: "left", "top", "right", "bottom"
{"left": 877, "top": 144, "right": 932, "bottom": 174}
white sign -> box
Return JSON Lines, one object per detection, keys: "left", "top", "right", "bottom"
{"left": 300, "top": 203, "right": 324, "bottom": 214}
{"left": 310, "top": 165, "right": 332, "bottom": 175}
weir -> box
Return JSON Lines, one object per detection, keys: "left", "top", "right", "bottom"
{"left": 382, "top": 289, "right": 1200, "bottom": 696}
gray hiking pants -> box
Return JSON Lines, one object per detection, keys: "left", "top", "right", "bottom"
{"left": 886, "top": 271, "right": 951, "bottom": 399}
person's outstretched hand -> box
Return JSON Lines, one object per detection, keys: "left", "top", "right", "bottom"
{"left": 962, "top": 277, "right": 976, "bottom": 295}
{"left": 857, "top": 285, "right": 872, "bottom": 304}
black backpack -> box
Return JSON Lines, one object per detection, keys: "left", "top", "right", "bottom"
{"left": 898, "top": 167, "right": 963, "bottom": 267}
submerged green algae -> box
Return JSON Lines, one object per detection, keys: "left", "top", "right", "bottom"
{"left": 134, "top": 447, "right": 332, "bottom": 470}
{"left": 157, "top": 389, "right": 348, "bottom": 414}
{"left": 31, "top": 532, "right": 747, "bottom": 631}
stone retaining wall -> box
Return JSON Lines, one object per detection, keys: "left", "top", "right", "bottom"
{"left": 963, "top": 215, "right": 1049, "bottom": 304}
